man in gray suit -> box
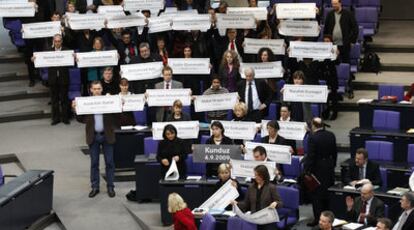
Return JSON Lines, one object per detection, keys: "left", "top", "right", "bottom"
{"left": 154, "top": 66, "right": 183, "bottom": 122}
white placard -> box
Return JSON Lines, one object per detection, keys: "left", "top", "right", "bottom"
{"left": 121, "top": 94, "right": 145, "bottom": 112}
{"left": 0, "top": 3, "right": 35, "bottom": 17}
{"left": 230, "top": 159, "right": 276, "bottom": 180}
{"left": 283, "top": 84, "right": 328, "bottom": 103}
{"left": 216, "top": 14, "right": 256, "bottom": 29}
{"left": 261, "top": 120, "right": 307, "bottom": 141}
{"left": 120, "top": 62, "right": 163, "bottom": 81}
{"left": 234, "top": 205, "right": 279, "bottom": 225}
{"left": 244, "top": 38, "right": 285, "bottom": 55}
{"left": 168, "top": 58, "right": 210, "bottom": 75}
{"left": 199, "top": 179, "right": 239, "bottom": 211}
{"left": 22, "top": 21, "right": 61, "bottom": 39}
{"left": 240, "top": 62, "right": 284, "bottom": 79}
{"left": 213, "top": 120, "right": 257, "bottom": 140}
{"left": 279, "top": 20, "right": 319, "bottom": 37}
{"left": 146, "top": 89, "right": 192, "bottom": 107}
{"left": 97, "top": 5, "right": 125, "bottom": 17}
{"left": 148, "top": 17, "right": 172, "bottom": 33}
{"left": 76, "top": 50, "right": 118, "bottom": 68}
{"left": 227, "top": 7, "right": 268, "bottom": 20}
{"left": 276, "top": 3, "right": 316, "bottom": 19}
{"left": 33, "top": 50, "right": 74, "bottom": 68}
{"left": 172, "top": 14, "right": 211, "bottom": 32}
{"left": 152, "top": 121, "right": 200, "bottom": 140}
{"left": 106, "top": 14, "right": 147, "bottom": 29}
{"left": 258, "top": 1, "right": 270, "bottom": 8}
{"left": 67, "top": 14, "right": 106, "bottom": 30}
{"left": 289, "top": 41, "right": 334, "bottom": 60}
{"left": 244, "top": 142, "right": 292, "bottom": 164}
{"left": 123, "top": 0, "right": 164, "bottom": 12}
{"left": 165, "top": 159, "right": 179, "bottom": 181}
{"left": 194, "top": 93, "right": 239, "bottom": 112}
{"left": 75, "top": 95, "right": 123, "bottom": 115}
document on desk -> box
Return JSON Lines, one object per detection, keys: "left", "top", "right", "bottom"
{"left": 244, "top": 142, "right": 291, "bottom": 164}
{"left": 343, "top": 223, "right": 364, "bottom": 230}
{"left": 164, "top": 159, "right": 179, "bottom": 181}
{"left": 199, "top": 179, "right": 239, "bottom": 211}
{"left": 230, "top": 159, "right": 276, "bottom": 181}
{"left": 234, "top": 205, "right": 279, "bottom": 225}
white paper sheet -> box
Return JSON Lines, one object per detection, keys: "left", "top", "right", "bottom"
{"left": 121, "top": 94, "right": 145, "bottom": 112}
{"left": 148, "top": 17, "right": 172, "bottom": 33}
{"left": 282, "top": 84, "right": 328, "bottom": 103}
{"left": 123, "top": 0, "right": 164, "bottom": 12}
{"left": 76, "top": 50, "right": 118, "bottom": 68}
{"left": 216, "top": 13, "right": 256, "bottom": 29}
{"left": 106, "top": 14, "right": 147, "bottom": 29}
{"left": 279, "top": 20, "right": 319, "bottom": 37}
{"left": 75, "top": 95, "right": 123, "bottom": 115}
{"left": 172, "top": 14, "right": 211, "bottom": 32}
{"left": 276, "top": 3, "right": 316, "bottom": 19}
{"left": 165, "top": 159, "right": 179, "bottom": 181}
{"left": 199, "top": 179, "right": 240, "bottom": 211}
{"left": 227, "top": 7, "right": 268, "bottom": 20}
{"left": 168, "top": 58, "right": 210, "bottom": 75}
{"left": 120, "top": 62, "right": 163, "bottom": 81}
{"left": 0, "top": 2, "right": 35, "bottom": 17}
{"left": 234, "top": 205, "right": 279, "bottom": 225}
{"left": 67, "top": 13, "right": 106, "bottom": 30}
{"left": 152, "top": 121, "right": 200, "bottom": 140}
{"left": 243, "top": 38, "right": 285, "bottom": 55}
{"left": 289, "top": 41, "right": 334, "bottom": 60}
{"left": 212, "top": 120, "right": 257, "bottom": 140}
{"left": 240, "top": 61, "right": 284, "bottom": 79}
{"left": 22, "top": 21, "right": 62, "bottom": 39}
{"left": 146, "top": 88, "right": 192, "bottom": 107}
{"left": 230, "top": 159, "right": 276, "bottom": 180}
{"left": 34, "top": 50, "right": 74, "bottom": 68}
{"left": 244, "top": 142, "right": 292, "bottom": 164}
{"left": 194, "top": 93, "right": 239, "bottom": 112}
{"left": 97, "top": 5, "right": 125, "bottom": 17}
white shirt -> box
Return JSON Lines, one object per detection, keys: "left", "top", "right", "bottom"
{"left": 393, "top": 208, "right": 414, "bottom": 230}
{"left": 244, "top": 80, "right": 261, "bottom": 110}
{"left": 280, "top": 116, "right": 291, "bottom": 122}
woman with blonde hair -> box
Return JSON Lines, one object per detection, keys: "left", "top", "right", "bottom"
{"left": 218, "top": 50, "right": 241, "bottom": 92}
{"left": 168, "top": 193, "right": 197, "bottom": 230}
{"left": 233, "top": 102, "right": 249, "bottom": 121}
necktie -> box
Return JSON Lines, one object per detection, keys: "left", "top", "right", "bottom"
{"left": 166, "top": 82, "right": 170, "bottom": 89}
{"left": 358, "top": 201, "right": 367, "bottom": 223}
{"left": 230, "top": 40, "right": 235, "bottom": 50}
{"left": 129, "top": 45, "right": 135, "bottom": 56}
{"left": 124, "top": 48, "right": 130, "bottom": 64}
{"left": 248, "top": 82, "right": 253, "bottom": 112}
{"left": 359, "top": 167, "right": 364, "bottom": 180}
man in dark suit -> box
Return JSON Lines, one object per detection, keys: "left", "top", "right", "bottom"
{"left": 343, "top": 148, "right": 382, "bottom": 187}
{"left": 34, "top": 34, "right": 71, "bottom": 125}
{"left": 345, "top": 183, "right": 385, "bottom": 226}
{"left": 303, "top": 117, "right": 337, "bottom": 226}
{"left": 392, "top": 192, "right": 414, "bottom": 230}
{"left": 73, "top": 81, "right": 118, "bottom": 198}
{"left": 236, "top": 67, "right": 273, "bottom": 122}
{"left": 154, "top": 66, "right": 183, "bottom": 122}
{"left": 75, "top": 0, "right": 101, "bottom": 14}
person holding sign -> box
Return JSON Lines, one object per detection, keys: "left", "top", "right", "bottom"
{"left": 156, "top": 125, "right": 188, "bottom": 180}
{"left": 101, "top": 67, "right": 120, "bottom": 95}
{"left": 32, "top": 34, "right": 71, "bottom": 125}
{"left": 258, "top": 47, "right": 280, "bottom": 93}
{"left": 86, "top": 37, "right": 106, "bottom": 82}
{"left": 231, "top": 165, "right": 283, "bottom": 230}
{"left": 262, "top": 120, "right": 296, "bottom": 154}
{"left": 218, "top": 50, "right": 242, "bottom": 93}
{"left": 303, "top": 117, "right": 337, "bottom": 227}
{"left": 154, "top": 66, "right": 184, "bottom": 122}
{"left": 237, "top": 67, "right": 273, "bottom": 122}
{"left": 252, "top": 146, "right": 284, "bottom": 184}
{"left": 168, "top": 193, "right": 197, "bottom": 230}
{"left": 205, "top": 121, "right": 234, "bottom": 178}
{"left": 215, "top": 163, "right": 244, "bottom": 208}
{"left": 233, "top": 102, "right": 249, "bottom": 121}
{"left": 202, "top": 75, "right": 230, "bottom": 122}
{"left": 166, "top": 100, "right": 191, "bottom": 122}
{"left": 279, "top": 104, "right": 292, "bottom": 122}
{"left": 118, "top": 78, "right": 136, "bottom": 126}
{"left": 72, "top": 80, "right": 118, "bottom": 198}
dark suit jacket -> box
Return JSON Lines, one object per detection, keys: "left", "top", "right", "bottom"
{"left": 303, "top": 129, "right": 337, "bottom": 191}
{"left": 401, "top": 210, "right": 414, "bottom": 230}
{"left": 324, "top": 9, "right": 358, "bottom": 47}
{"left": 262, "top": 135, "right": 297, "bottom": 155}
{"left": 77, "top": 114, "right": 119, "bottom": 145}
{"left": 237, "top": 80, "right": 273, "bottom": 115}
{"left": 238, "top": 183, "right": 283, "bottom": 213}
{"left": 344, "top": 160, "right": 382, "bottom": 186}
{"left": 346, "top": 196, "right": 384, "bottom": 226}
{"left": 47, "top": 47, "right": 70, "bottom": 85}
{"left": 75, "top": 0, "right": 101, "bottom": 14}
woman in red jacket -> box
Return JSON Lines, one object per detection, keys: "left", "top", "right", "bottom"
{"left": 168, "top": 193, "right": 197, "bottom": 230}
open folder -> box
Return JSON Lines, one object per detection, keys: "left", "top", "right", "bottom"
{"left": 165, "top": 159, "right": 179, "bottom": 181}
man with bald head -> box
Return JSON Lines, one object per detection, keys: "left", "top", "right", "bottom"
{"left": 236, "top": 67, "right": 273, "bottom": 122}
{"left": 345, "top": 183, "right": 385, "bottom": 226}
{"left": 304, "top": 117, "right": 338, "bottom": 226}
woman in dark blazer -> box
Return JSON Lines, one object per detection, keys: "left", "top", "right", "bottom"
{"left": 166, "top": 99, "right": 191, "bottom": 122}
{"left": 156, "top": 125, "right": 187, "bottom": 179}
{"left": 205, "top": 121, "right": 234, "bottom": 178}
{"left": 262, "top": 120, "right": 296, "bottom": 154}
{"left": 233, "top": 165, "right": 283, "bottom": 230}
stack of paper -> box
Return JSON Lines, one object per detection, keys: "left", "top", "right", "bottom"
{"left": 343, "top": 223, "right": 364, "bottom": 230}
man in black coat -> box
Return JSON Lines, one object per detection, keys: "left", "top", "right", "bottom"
{"left": 40, "top": 34, "right": 71, "bottom": 125}
{"left": 345, "top": 183, "right": 384, "bottom": 226}
{"left": 393, "top": 192, "right": 414, "bottom": 230}
{"left": 75, "top": 0, "right": 101, "bottom": 14}
{"left": 303, "top": 117, "right": 338, "bottom": 226}
{"left": 236, "top": 67, "right": 273, "bottom": 122}
{"left": 343, "top": 147, "right": 382, "bottom": 187}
